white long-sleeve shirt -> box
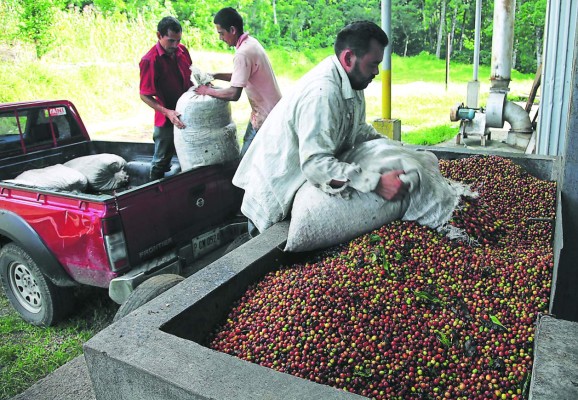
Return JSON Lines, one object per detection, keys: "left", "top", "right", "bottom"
{"left": 232, "top": 55, "right": 388, "bottom": 232}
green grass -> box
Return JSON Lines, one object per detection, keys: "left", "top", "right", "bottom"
{"left": 402, "top": 124, "right": 459, "bottom": 145}
{"left": 0, "top": 288, "right": 117, "bottom": 399}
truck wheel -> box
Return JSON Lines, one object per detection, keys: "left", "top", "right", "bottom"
{"left": 0, "top": 243, "right": 73, "bottom": 326}
{"left": 113, "top": 274, "right": 184, "bottom": 322}
{"left": 224, "top": 232, "right": 251, "bottom": 254}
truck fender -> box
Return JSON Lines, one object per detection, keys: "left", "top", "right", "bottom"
{"left": 0, "top": 210, "right": 76, "bottom": 287}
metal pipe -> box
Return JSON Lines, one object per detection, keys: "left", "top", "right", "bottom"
{"left": 473, "top": 0, "right": 482, "bottom": 81}
{"left": 490, "top": 0, "right": 516, "bottom": 90}
{"left": 503, "top": 101, "right": 533, "bottom": 133}
{"left": 488, "top": 0, "right": 533, "bottom": 137}
{"left": 381, "top": 0, "right": 392, "bottom": 119}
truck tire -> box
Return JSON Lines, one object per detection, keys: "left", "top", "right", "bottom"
{"left": 113, "top": 274, "right": 184, "bottom": 322}
{"left": 0, "top": 243, "right": 74, "bottom": 326}
{"left": 224, "top": 232, "right": 251, "bottom": 254}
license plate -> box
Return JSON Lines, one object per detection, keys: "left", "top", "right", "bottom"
{"left": 192, "top": 229, "right": 222, "bottom": 258}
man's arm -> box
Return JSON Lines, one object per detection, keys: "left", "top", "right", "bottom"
{"left": 295, "top": 90, "right": 407, "bottom": 199}
{"left": 140, "top": 94, "right": 186, "bottom": 129}
{"left": 353, "top": 96, "right": 400, "bottom": 145}
{"left": 294, "top": 95, "right": 381, "bottom": 193}
{"left": 196, "top": 53, "right": 248, "bottom": 101}
{"left": 330, "top": 169, "right": 408, "bottom": 201}
{"left": 212, "top": 73, "right": 232, "bottom": 81}
{"left": 194, "top": 85, "right": 243, "bottom": 101}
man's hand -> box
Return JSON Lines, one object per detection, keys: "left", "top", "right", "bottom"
{"left": 194, "top": 84, "right": 211, "bottom": 96}
{"left": 166, "top": 109, "right": 185, "bottom": 129}
{"left": 375, "top": 170, "right": 408, "bottom": 201}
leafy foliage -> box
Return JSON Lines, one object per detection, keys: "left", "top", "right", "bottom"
{"left": 19, "top": 0, "right": 57, "bottom": 59}
{"left": 3, "top": 0, "right": 545, "bottom": 74}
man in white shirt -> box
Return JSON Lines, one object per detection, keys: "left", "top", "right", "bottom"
{"left": 233, "top": 21, "right": 408, "bottom": 234}
{"left": 195, "top": 7, "right": 281, "bottom": 157}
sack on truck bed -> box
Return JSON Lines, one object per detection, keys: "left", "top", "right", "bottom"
{"left": 64, "top": 153, "right": 129, "bottom": 191}
{"left": 174, "top": 89, "right": 239, "bottom": 171}
{"left": 7, "top": 164, "right": 88, "bottom": 192}
{"left": 285, "top": 139, "right": 476, "bottom": 252}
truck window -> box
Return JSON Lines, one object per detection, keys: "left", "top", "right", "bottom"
{"left": 18, "top": 105, "right": 85, "bottom": 147}
{"left": 0, "top": 110, "right": 26, "bottom": 153}
{"left": 0, "top": 104, "right": 87, "bottom": 157}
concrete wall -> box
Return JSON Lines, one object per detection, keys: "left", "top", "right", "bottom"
{"left": 84, "top": 222, "right": 365, "bottom": 400}
{"left": 550, "top": 30, "right": 578, "bottom": 322}
{"left": 84, "top": 149, "right": 560, "bottom": 400}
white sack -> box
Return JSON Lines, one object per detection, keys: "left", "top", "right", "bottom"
{"left": 7, "top": 164, "right": 88, "bottom": 192}
{"left": 174, "top": 89, "right": 240, "bottom": 171}
{"left": 285, "top": 182, "right": 409, "bottom": 252}
{"left": 341, "top": 140, "right": 476, "bottom": 228}
{"left": 285, "top": 139, "right": 476, "bottom": 252}
{"left": 64, "top": 153, "right": 129, "bottom": 191}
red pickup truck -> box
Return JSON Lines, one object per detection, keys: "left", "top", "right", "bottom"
{"left": 0, "top": 100, "right": 245, "bottom": 326}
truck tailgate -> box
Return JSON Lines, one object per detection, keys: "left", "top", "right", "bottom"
{"left": 114, "top": 162, "right": 242, "bottom": 268}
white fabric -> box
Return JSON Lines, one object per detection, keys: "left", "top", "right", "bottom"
{"left": 233, "top": 56, "right": 389, "bottom": 232}
{"left": 64, "top": 154, "right": 129, "bottom": 191}
{"left": 174, "top": 89, "right": 240, "bottom": 171}
{"left": 285, "top": 139, "right": 476, "bottom": 252}
{"left": 230, "top": 35, "right": 281, "bottom": 130}
{"left": 8, "top": 164, "right": 88, "bottom": 192}
{"left": 285, "top": 182, "right": 409, "bottom": 252}
{"left": 341, "top": 139, "right": 477, "bottom": 228}
{"left": 190, "top": 66, "right": 214, "bottom": 86}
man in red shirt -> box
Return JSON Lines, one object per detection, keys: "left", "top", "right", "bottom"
{"left": 139, "top": 16, "right": 192, "bottom": 180}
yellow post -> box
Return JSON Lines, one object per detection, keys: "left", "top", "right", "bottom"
{"left": 372, "top": 0, "right": 401, "bottom": 141}
{"left": 382, "top": 69, "right": 391, "bottom": 120}
{"left": 373, "top": 68, "right": 401, "bottom": 140}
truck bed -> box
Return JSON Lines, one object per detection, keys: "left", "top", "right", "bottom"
{"left": 0, "top": 139, "right": 244, "bottom": 288}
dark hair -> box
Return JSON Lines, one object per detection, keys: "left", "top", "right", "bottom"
{"left": 213, "top": 7, "right": 244, "bottom": 33}
{"left": 157, "top": 16, "right": 182, "bottom": 37}
{"left": 334, "top": 21, "right": 388, "bottom": 57}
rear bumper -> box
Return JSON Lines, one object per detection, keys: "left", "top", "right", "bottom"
{"left": 108, "top": 220, "right": 247, "bottom": 304}
{"left": 108, "top": 250, "right": 181, "bottom": 304}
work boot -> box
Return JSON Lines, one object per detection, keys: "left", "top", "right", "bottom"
{"left": 149, "top": 169, "right": 164, "bottom": 180}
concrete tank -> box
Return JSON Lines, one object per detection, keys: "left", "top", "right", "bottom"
{"left": 84, "top": 148, "right": 563, "bottom": 400}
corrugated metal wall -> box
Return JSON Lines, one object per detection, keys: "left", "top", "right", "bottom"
{"left": 537, "top": 1, "right": 578, "bottom": 156}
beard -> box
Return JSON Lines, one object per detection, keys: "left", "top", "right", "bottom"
{"left": 348, "top": 62, "right": 375, "bottom": 90}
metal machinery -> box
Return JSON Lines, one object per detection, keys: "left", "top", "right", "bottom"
{"left": 452, "top": 0, "right": 533, "bottom": 149}
{"left": 450, "top": 103, "right": 491, "bottom": 146}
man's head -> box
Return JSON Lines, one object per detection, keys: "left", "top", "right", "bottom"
{"left": 214, "top": 7, "right": 244, "bottom": 47}
{"left": 157, "top": 16, "right": 183, "bottom": 56}
{"left": 334, "top": 21, "right": 389, "bottom": 90}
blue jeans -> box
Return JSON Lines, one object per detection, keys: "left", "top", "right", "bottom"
{"left": 151, "top": 124, "right": 175, "bottom": 179}
{"left": 240, "top": 122, "right": 257, "bottom": 158}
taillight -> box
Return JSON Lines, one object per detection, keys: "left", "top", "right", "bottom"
{"left": 102, "top": 217, "right": 129, "bottom": 272}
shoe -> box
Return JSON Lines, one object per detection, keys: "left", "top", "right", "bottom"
{"left": 150, "top": 171, "right": 164, "bottom": 180}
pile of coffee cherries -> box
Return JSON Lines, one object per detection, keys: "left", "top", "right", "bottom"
{"left": 210, "top": 155, "right": 556, "bottom": 399}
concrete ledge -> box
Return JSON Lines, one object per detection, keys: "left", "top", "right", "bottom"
{"left": 529, "top": 315, "right": 578, "bottom": 399}
{"left": 11, "top": 356, "right": 95, "bottom": 400}
{"left": 84, "top": 222, "right": 364, "bottom": 400}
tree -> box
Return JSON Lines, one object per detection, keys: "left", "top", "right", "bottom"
{"left": 435, "top": 0, "right": 446, "bottom": 58}
{"left": 392, "top": 0, "right": 423, "bottom": 57}
{"left": 514, "top": 0, "right": 546, "bottom": 74}
{"left": 19, "top": 0, "right": 56, "bottom": 59}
